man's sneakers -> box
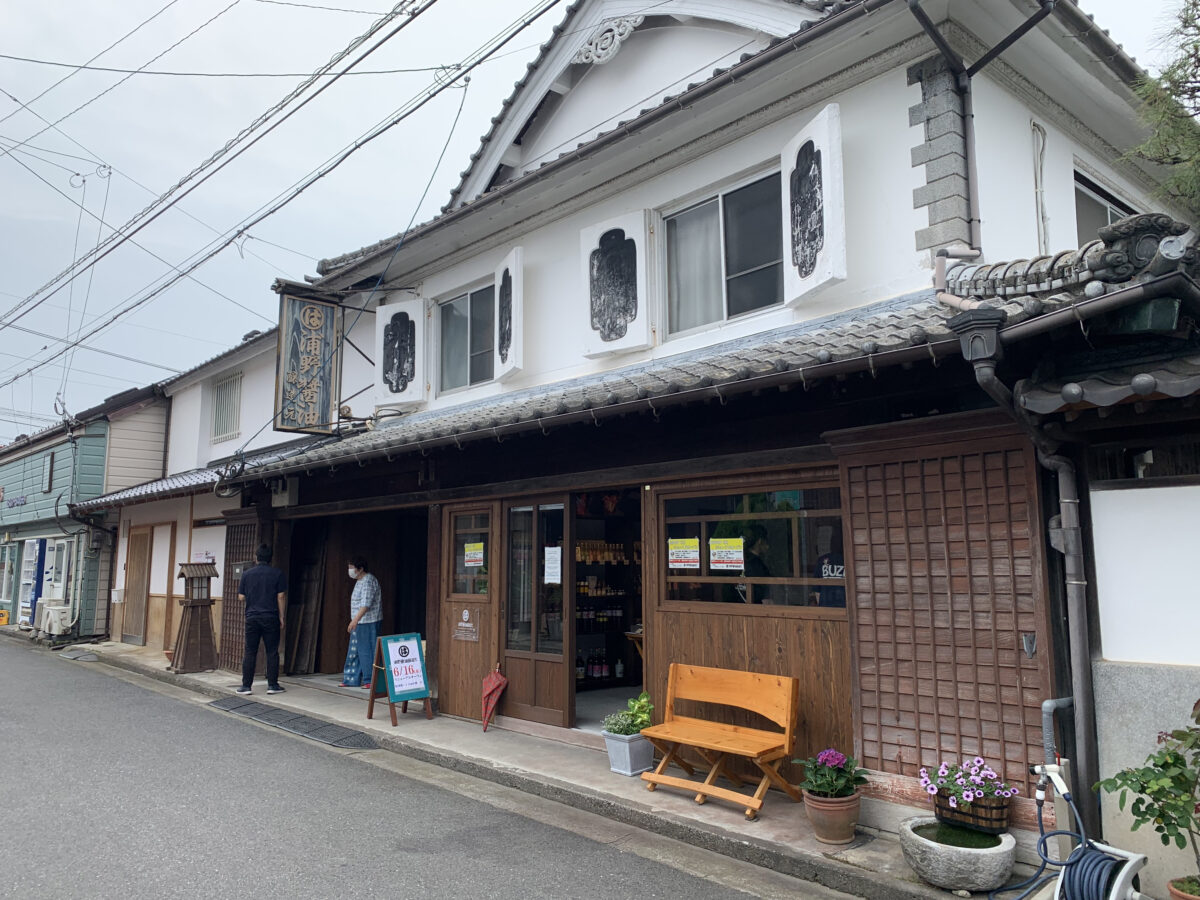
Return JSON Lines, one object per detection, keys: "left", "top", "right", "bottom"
{"left": 266, "top": 684, "right": 286, "bottom": 695}
{"left": 236, "top": 685, "right": 252, "bottom": 695}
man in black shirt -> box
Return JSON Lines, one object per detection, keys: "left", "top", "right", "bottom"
{"left": 236, "top": 544, "right": 287, "bottom": 695}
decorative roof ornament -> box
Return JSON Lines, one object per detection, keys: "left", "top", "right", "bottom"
{"left": 573, "top": 16, "right": 645, "bottom": 66}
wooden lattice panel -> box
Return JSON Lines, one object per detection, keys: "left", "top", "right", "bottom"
{"left": 842, "top": 438, "right": 1052, "bottom": 795}
{"left": 218, "top": 522, "right": 258, "bottom": 671}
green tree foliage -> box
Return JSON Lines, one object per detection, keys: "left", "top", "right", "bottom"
{"left": 1134, "top": 1, "right": 1200, "bottom": 212}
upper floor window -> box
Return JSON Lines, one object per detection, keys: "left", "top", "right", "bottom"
{"left": 211, "top": 372, "right": 242, "bottom": 443}
{"left": 1075, "top": 172, "right": 1136, "bottom": 247}
{"left": 666, "top": 172, "right": 783, "bottom": 335}
{"left": 440, "top": 285, "right": 494, "bottom": 391}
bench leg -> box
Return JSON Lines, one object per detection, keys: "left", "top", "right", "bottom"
{"left": 694, "top": 751, "right": 730, "bottom": 805}
{"left": 754, "top": 757, "right": 803, "bottom": 802}
{"left": 642, "top": 739, "right": 692, "bottom": 792}
{"left": 697, "top": 749, "right": 745, "bottom": 788}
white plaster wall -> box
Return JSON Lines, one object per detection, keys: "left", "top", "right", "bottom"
{"left": 211, "top": 351, "right": 279, "bottom": 460}
{"left": 396, "top": 66, "right": 928, "bottom": 413}
{"left": 340, "top": 311, "right": 376, "bottom": 420}
{"left": 166, "top": 386, "right": 203, "bottom": 475}
{"left": 1091, "top": 485, "right": 1200, "bottom": 666}
{"left": 115, "top": 493, "right": 230, "bottom": 600}
{"left": 519, "top": 25, "right": 765, "bottom": 178}
{"left": 149, "top": 524, "right": 173, "bottom": 595}
{"left": 972, "top": 73, "right": 1160, "bottom": 261}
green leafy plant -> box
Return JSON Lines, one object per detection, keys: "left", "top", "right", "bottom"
{"left": 1096, "top": 698, "right": 1200, "bottom": 893}
{"left": 602, "top": 691, "right": 653, "bottom": 735}
{"left": 919, "top": 757, "right": 1019, "bottom": 809}
{"left": 794, "top": 747, "right": 868, "bottom": 798}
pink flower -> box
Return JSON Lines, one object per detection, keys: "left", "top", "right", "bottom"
{"left": 926, "top": 784, "right": 939, "bottom": 795}
{"left": 817, "top": 748, "right": 847, "bottom": 769}
{"left": 919, "top": 768, "right": 929, "bottom": 780}
{"left": 948, "top": 796, "right": 957, "bottom": 808}
{"left": 938, "top": 764, "right": 949, "bottom": 777}
{"left": 973, "top": 756, "right": 985, "bottom": 767}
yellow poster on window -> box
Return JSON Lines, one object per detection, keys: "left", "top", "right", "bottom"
{"left": 709, "top": 537, "right": 744, "bottom": 571}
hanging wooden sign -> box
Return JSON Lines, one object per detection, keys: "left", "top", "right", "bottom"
{"left": 274, "top": 294, "right": 342, "bottom": 435}
{"left": 366, "top": 633, "right": 434, "bottom": 725}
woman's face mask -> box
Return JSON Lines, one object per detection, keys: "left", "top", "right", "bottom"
{"left": 348, "top": 567, "right": 358, "bottom": 579}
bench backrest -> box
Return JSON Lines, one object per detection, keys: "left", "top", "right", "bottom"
{"left": 663, "top": 663, "right": 799, "bottom": 749}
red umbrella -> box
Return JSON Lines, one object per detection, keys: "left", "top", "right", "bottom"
{"left": 482, "top": 663, "right": 508, "bottom": 732}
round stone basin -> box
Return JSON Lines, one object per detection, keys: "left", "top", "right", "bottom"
{"left": 899, "top": 816, "right": 1017, "bottom": 892}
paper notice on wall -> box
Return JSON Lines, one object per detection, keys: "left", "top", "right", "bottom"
{"left": 191, "top": 550, "right": 215, "bottom": 564}
{"left": 668, "top": 537, "right": 700, "bottom": 569}
{"left": 544, "top": 546, "right": 562, "bottom": 584}
{"left": 709, "top": 537, "right": 745, "bottom": 571}
{"left": 464, "top": 542, "right": 484, "bottom": 567}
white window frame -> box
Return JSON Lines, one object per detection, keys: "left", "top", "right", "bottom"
{"left": 211, "top": 371, "right": 242, "bottom": 443}
{"left": 437, "top": 282, "right": 496, "bottom": 396}
{"left": 661, "top": 168, "right": 784, "bottom": 340}
{"left": 1074, "top": 171, "right": 1137, "bottom": 244}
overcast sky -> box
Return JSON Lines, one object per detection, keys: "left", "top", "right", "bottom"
{"left": 0, "top": 0, "right": 1184, "bottom": 441}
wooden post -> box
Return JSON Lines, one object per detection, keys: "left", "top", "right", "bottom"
{"left": 366, "top": 637, "right": 399, "bottom": 727}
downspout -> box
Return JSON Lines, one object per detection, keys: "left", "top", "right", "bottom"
{"left": 947, "top": 307, "right": 1101, "bottom": 837}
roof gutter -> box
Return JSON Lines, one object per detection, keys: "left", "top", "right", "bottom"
{"left": 315, "top": 0, "right": 900, "bottom": 286}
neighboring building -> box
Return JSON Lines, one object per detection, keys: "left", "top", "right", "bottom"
{"left": 0, "top": 386, "right": 164, "bottom": 640}
{"left": 64, "top": 1, "right": 1198, "bottom": 891}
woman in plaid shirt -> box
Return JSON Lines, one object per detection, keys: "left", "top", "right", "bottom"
{"left": 340, "top": 556, "right": 382, "bottom": 688}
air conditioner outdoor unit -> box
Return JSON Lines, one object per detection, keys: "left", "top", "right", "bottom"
{"left": 32, "top": 603, "right": 47, "bottom": 632}
{"left": 42, "top": 603, "right": 71, "bottom": 636}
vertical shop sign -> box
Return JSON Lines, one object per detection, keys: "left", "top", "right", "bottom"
{"left": 275, "top": 294, "right": 341, "bottom": 435}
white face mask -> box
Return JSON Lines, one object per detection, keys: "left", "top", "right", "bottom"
{"left": 348, "top": 567, "right": 358, "bottom": 579}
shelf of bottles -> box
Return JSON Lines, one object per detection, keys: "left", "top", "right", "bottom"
{"left": 574, "top": 539, "right": 642, "bottom": 690}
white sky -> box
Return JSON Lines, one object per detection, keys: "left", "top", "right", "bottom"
{"left": 0, "top": 0, "right": 1184, "bottom": 439}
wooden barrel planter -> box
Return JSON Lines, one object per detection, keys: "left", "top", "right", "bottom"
{"left": 933, "top": 790, "right": 1010, "bottom": 835}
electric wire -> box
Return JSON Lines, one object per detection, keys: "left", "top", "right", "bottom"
{"left": 0, "top": 0, "right": 434, "bottom": 329}
{"left": 0, "top": 0, "right": 184, "bottom": 128}
{"left": 0, "top": 151, "right": 274, "bottom": 330}
{"left": 0, "top": 0, "right": 243, "bottom": 159}
{"left": 4, "top": 323, "right": 182, "bottom": 372}
{"left": 0, "top": 0, "right": 565, "bottom": 393}
{"left": 254, "top": 0, "right": 387, "bottom": 13}
{"left": 58, "top": 172, "right": 91, "bottom": 402}
{"left": 0, "top": 51, "right": 456, "bottom": 78}
{"left": 60, "top": 166, "right": 113, "bottom": 397}
{"left": 230, "top": 72, "right": 473, "bottom": 463}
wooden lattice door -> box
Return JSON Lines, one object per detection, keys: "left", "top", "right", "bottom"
{"left": 833, "top": 418, "right": 1054, "bottom": 797}
{"left": 218, "top": 520, "right": 258, "bottom": 671}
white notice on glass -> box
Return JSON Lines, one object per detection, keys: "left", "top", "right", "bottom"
{"left": 544, "top": 546, "right": 562, "bottom": 584}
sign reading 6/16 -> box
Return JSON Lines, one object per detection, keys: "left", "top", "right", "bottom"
{"left": 381, "top": 633, "right": 429, "bottom": 702}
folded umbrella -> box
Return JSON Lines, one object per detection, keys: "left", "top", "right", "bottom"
{"left": 482, "top": 663, "right": 508, "bottom": 732}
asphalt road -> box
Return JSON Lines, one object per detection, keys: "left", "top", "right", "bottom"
{"left": 0, "top": 640, "right": 860, "bottom": 900}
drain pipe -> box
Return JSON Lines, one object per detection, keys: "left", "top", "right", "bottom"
{"left": 948, "top": 308, "right": 1101, "bottom": 837}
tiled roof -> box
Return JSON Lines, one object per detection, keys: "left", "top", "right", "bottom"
{"left": 1018, "top": 353, "right": 1200, "bottom": 415}
{"left": 72, "top": 439, "right": 322, "bottom": 512}
{"left": 230, "top": 289, "right": 968, "bottom": 480}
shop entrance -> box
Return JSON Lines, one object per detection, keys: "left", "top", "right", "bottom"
{"left": 495, "top": 487, "right": 643, "bottom": 730}
{"left": 570, "top": 488, "right": 643, "bottom": 732}
{"left": 285, "top": 509, "right": 427, "bottom": 676}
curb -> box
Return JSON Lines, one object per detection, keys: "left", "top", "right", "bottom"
{"left": 3, "top": 631, "right": 950, "bottom": 900}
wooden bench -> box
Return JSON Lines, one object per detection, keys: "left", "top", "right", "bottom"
{"left": 640, "top": 663, "right": 801, "bottom": 820}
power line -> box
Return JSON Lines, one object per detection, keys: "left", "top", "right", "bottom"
{"left": 0, "top": 0, "right": 434, "bottom": 329}
{"left": 2, "top": 151, "right": 275, "bottom": 326}
{"left": 0, "top": 51, "right": 452, "bottom": 77}
{"left": 254, "top": 0, "right": 387, "bottom": 13}
{"left": 0, "top": 0, "right": 242, "bottom": 159}
{"left": 4, "top": 323, "right": 182, "bottom": 373}
{"left": 0, "top": 0, "right": 566, "bottom": 393}
{"left": 0, "top": 0, "right": 184, "bottom": 128}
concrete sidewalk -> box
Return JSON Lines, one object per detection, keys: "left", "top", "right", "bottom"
{"left": 0, "top": 628, "right": 1033, "bottom": 900}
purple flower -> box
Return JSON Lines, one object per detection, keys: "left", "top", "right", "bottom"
{"left": 938, "top": 764, "right": 948, "bottom": 777}
{"left": 920, "top": 777, "right": 930, "bottom": 788}
{"left": 919, "top": 767, "right": 929, "bottom": 780}
{"left": 974, "top": 756, "right": 985, "bottom": 767}
{"left": 970, "top": 775, "right": 983, "bottom": 785}
{"left": 948, "top": 796, "right": 957, "bottom": 808}
{"left": 926, "top": 784, "right": 939, "bottom": 795}
{"left": 956, "top": 776, "right": 966, "bottom": 786}
{"left": 1011, "top": 786, "right": 1019, "bottom": 796}
{"left": 817, "top": 748, "right": 847, "bottom": 769}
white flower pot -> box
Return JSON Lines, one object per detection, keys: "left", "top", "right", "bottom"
{"left": 601, "top": 730, "right": 654, "bottom": 776}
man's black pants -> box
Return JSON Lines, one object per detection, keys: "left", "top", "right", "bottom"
{"left": 242, "top": 615, "right": 280, "bottom": 688}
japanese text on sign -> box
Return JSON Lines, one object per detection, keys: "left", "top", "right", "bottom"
{"left": 709, "top": 537, "right": 745, "bottom": 571}
{"left": 387, "top": 636, "right": 425, "bottom": 694}
{"left": 276, "top": 295, "right": 340, "bottom": 435}
{"left": 668, "top": 537, "right": 700, "bottom": 569}
{"left": 464, "top": 542, "right": 484, "bottom": 567}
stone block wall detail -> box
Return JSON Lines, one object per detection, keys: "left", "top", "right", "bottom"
{"left": 908, "top": 55, "right": 970, "bottom": 252}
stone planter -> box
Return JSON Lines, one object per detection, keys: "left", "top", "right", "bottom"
{"left": 899, "top": 816, "right": 1016, "bottom": 892}
{"left": 802, "top": 789, "right": 861, "bottom": 844}
{"left": 601, "top": 730, "right": 654, "bottom": 776}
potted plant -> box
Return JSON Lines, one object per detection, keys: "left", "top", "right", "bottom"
{"left": 796, "top": 747, "right": 868, "bottom": 844}
{"left": 1097, "top": 698, "right": 1200, "bottom": 900}
{"left": 919, "top": 756, "right": 1019, "bottom": 834}
{"left": 601, "top": 691, "right": 654, "bottom": 776}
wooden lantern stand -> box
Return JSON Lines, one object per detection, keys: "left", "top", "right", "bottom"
{"left": 171, "top": 563, "right": 220, "bottom": 674}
